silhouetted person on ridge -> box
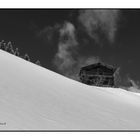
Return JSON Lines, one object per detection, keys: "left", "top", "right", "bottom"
{"left": 24, "top": 54, "right": 30, "bottom": 61}
{"left": 14, "top": 48, "right": 20, "bottom": 56}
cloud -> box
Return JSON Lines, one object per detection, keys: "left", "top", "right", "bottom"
{"left": 54, "top": 22, "right": 78, "bottom": 72}
{"left": 53, "top": 21, "right": 100, "bottom": 80}
{"left": 37, "top": 24, "right": 60, "bottom": 43}
{"left": 119, "top": 76, "right": 140, "bottom": 93}
{"left": 78, "top": 10, "right": 120, "bottom": 43}
{"left": 126, "top": 78, "right": 140, "bottom": 93}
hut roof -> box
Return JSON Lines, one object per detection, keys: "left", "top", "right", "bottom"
{"left": 81, "top": 62, "right": 117, "bottom": 73}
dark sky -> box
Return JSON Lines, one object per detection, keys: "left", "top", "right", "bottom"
{"left": 0, "top": 9, "right": 140, "bottom": 86}
{"left": 0, "top": 9, "right": 78, "bottom": 69}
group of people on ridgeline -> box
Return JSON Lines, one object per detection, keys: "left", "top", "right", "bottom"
{"left": 0, "top": 40, "right": 41, "bottom": 66}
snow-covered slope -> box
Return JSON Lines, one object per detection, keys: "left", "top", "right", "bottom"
{"left": 0, "top": 50, "right": 140, "bottom": 130}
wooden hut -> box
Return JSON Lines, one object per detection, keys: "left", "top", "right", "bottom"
{"left": 79, "top": 62, "right": 117, "bottom": 87}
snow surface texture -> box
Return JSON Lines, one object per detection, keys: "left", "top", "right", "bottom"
{"left": 0, "top": 50, "right": 140, "bottom": 130}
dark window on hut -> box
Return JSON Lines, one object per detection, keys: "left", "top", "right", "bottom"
{"left": 79, "top": 63, "right": 116, "bottom": 87}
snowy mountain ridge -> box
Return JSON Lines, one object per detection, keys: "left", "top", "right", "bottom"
{"left": 0, "top": 50, "right": 140, "bottom": 130}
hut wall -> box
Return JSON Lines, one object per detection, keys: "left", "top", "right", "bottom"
{"left": 79, "top": 66, "right": 115, "bottom": 87}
